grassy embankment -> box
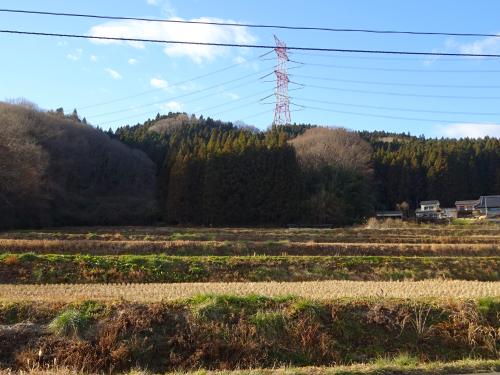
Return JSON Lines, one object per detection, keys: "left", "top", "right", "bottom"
{"left": 0, "top": 253, "right": 499, "bottom": 283}
{"left": 0, "top": 296, "right": 498, "bottom": 373}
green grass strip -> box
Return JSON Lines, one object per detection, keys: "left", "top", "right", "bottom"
{"left": 0, "top": 253, "right": 498, "bottom": 283}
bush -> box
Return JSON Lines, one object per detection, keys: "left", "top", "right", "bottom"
{"left": 250, "top": 311, "right": 287, "bottom": 336}
{"left": 48, "top": 309, "right": 91, "bottom": 338}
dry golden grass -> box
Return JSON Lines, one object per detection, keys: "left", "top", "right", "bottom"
{"left": 0, "top": 280, "right": 498, "bottom": 302}
{"left": 1, "top": 358, "right": 499, "bottom": 374}
{"left": 2, "top": 223, "right": 500, "bottom": 243}
{"left": 1, "top": 239, "right": 498, "bottom": 256}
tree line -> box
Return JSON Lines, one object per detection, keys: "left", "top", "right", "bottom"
{"left": 1, "top": 102, "right": 499, "bottom": 229}
{"left": 0, "top": 101, "right": 157, "bottom": 229}
{"left": 113, "top": 113, "right": 374, "bottom": 226}
{"left": 362, "top": 131, "right": 500, "bottom": 210}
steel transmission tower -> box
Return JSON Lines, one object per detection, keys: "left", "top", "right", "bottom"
{"left": 273, "top": 35, "right": 291, "bottom": 125}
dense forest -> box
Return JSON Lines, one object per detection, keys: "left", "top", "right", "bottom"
{"left": 361, "top": 131, "right": 500, "bottom": 209}
{"left": 113, "top": 113, "right": 373, "bottom": 226}
{"left": 0, "top": 102, "right": 157, "bottom": 228}
{"left": 1, "top": 102, "right": 499, "bottom": 228}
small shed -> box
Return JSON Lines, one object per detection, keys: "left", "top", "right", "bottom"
{"left": 455, "top": 200, "right": 478, "bottom": 212}
{"left": 455, "top": 199, "right": 479, "bottom": 217}
{"left": 375, "top": 211, "right": 403, "bottom": 220}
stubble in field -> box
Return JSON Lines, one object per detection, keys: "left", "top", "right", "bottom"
{"left": 0, "top": 280, "right": 498, "bottom": 302}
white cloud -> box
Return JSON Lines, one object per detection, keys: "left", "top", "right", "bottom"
{"left": 105, "top": 68, "right": 123, "bottom": 80}
{"left": 161, "top": 1, "right": 177, "bottom": 18}
{"left": 224, "top": 92, "right": 240, "bottom": 100}
{"left": 160, "top": 101, "right": 182, "bottom": 111}
{"left": 147, "top": 0, "right": 159, "bottom": 5}
{"left": 439, "top": 123, "right": 500, "bottom": 138}
{"left": 128, "top": 58, "right": 138, "bottom": 65}
{"left": 150, "top": 77, "right": 169, "bottom": 89}
{"left": 459, "top": 34, "right": 500, "bottom": 56}
{"left": 426, "top": 34, "right": 500, "bottom": 65}
{"left": 66, "top": 48, "right": 83, "bottom": 61}
{"left": 178, "top": 81, "right": 198, "bottom": 91}
{"left": 88, "top": 17, "right": 257, "bottom": 63}
{"left": 90, "top": 54, "right": 98, "bottom": 62}
{"left": 233, "top": 56, "right": 246, "bottom": 64}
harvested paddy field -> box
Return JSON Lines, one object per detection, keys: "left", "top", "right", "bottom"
{"left": 3, "top": 224, "right": 500, "bottom": 242}
{"left": 1, "top": 224, "right": 499, "bottom": 257}
{"left": 1, "top": 239, "right": 499, "bottom": 256}
{"left": 0, "top": 280, "right": 499, "bottom": 301}
{"left": 0, "top": 223, "right": 498, "bottom": 374}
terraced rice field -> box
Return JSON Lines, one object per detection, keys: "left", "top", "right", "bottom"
{"left": 0, "top": 223, "right": 499, "bottom": 373}
{"left": 0, "top": 223, "right": 499, "bottom": 287}
{"left": 1, "top": 280, "right": 499, "bottom": 302}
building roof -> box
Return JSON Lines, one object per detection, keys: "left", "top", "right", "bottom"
{"left": 476, "top": 195, "right": 500, "bottom": 208}
{"left": 420, "top": 200, "right": 440, "bottom": 205}
{"left": 376, "top": 211, "right": 403, "bottom": 216}
{"left": 455, "top": 200, "right": 479, "bottom": 206}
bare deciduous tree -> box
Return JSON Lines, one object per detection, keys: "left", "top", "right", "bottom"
{"left": 0, "top": 102, "right": 49, "bottom": 227}
{"left": 289, "top": 127, "right": 372, "bottom": 176}
{"left": 0, "top": 101, "right": 158, "bottom": 228}
{"left": 149, "top": 113, "right": 196, "bottom": 134}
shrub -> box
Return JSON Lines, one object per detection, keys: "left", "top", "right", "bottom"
{"left": 374, "top": 352, "right": 419, "bottom": 367}
{"left": 250, "top": 311, "right": 287, "bottom": 336}
{"left": 48, "top": 309, "right": 91, "bottom": 338}
{"left": 189, "top": 294, "right": 270, "bottom": 321}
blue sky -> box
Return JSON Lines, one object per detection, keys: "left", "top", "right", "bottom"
{"left": 2, "top": 0, "right": 500, "bottom": 138}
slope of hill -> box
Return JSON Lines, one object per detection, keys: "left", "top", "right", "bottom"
{"left": 0, "top": 102, "right": 158, "bottom": 229}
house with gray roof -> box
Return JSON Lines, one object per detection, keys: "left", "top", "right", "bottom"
{"left": 476, "top": 195, "right": 500, "bottom": 218}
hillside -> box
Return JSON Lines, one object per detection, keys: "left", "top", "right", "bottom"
{"left": 114, "top": 113, "right": 500, "bottom": 216}
{"left": 1, "top": 104, "right": 499, "bottom": 228}
{"left": 0, "top": 102, "right": 158, "bottom": 229}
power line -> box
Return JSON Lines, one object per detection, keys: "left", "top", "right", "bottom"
{"left": 196, "top": 88, "right": 273, "bottom": 115}
{"left": 1, "top": 8, "right": 499, "bottom": 38}
{"left": 3, "top": 29, "right": 500, "bottom": 58}
{"left": 233, "top": 108, "right": 274, "bottom": 122}
{"left": 293, "top": 97, "right": 500, "bottom": 116}
{"left": 289, "top": 60, "right": 500, "bottom": 73}
{"left": 211, "top": 100, "right": 273, "bottom": 118}
{"left": 214, "top": 106, "right": 303, "bottom": 123}
{"left": 293, "top": 74, "right": 500, "bottom": 89}
{"left": 88, "top": 67, "right": 274, "bottom": 118}
{"left": 291, "top": 103, "right": 488, "bottom": 124}
{"left": 297, "top": 82, "right": 500, "bottom": 99}
{"left": 289, "top": 50, "right": 500, "bottom": 61}
{"left": 100, "top": 109, "right": 165, "bottom": 126}
{"left": 79, "top": 50, "right": 273, "bottom": 110}
{"left": 100, "top": 91, "right": 274, "bottom": 126}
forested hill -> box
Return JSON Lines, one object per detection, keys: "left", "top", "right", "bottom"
{"left": 1, "top": 103, "right": 499, "bottom": 228}
{"left": 365, "top": 133, "right": 500, "bottom": 209}
{"left": 113, "top": 113, "right": 500, "bottom": 218}
{"left": 0, "top": 102, "right": 158, "bottom": 229}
